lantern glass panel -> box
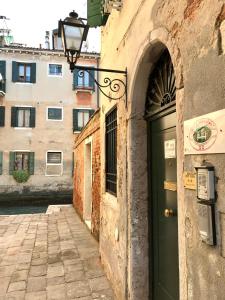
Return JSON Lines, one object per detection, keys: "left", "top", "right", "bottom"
{"left": 64, "top": 24, "right": 84, "bottom": 51}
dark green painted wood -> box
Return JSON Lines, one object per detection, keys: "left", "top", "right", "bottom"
{"left": 9, "top": 152, "right": 15, "bottom": 175}
{"left": 89, "top": 69, "right": 95, "bottom": 91}
{"left": 0, "top": 60, "right": 6, "bottom": 92}
{"left": 31, "top": 63, "right": 36, "bottom": 83}
{"left": 87, "top": 0, "right": 109, "bottom": 27}
{"left": 30, "top": 108, "right": 36, "bottom": 127}
{"left": 0, "top": 106, "right": 5, "bottom": 127}
{"left": 29, "top": 152, "right": 35, "bottom": 175}
{"left": 0, "top": 151, "right": 3, "bottom": 175}
{"left": 73, "top": 69, "right": 79, "bottom": 90}
{"left": 73, "top": 109, "right": 78, "bottom": 131}
{"left": 11, "top": 107, "right": 18, "bottom": 127}
{"left": 89, "top": 109, "right": 95, "bottom": 118}
{"left": 149, "top": 111, "right": 179, "bottom": 300}
{"left": 12, "top": 61, "right": 18, "bottom": 82}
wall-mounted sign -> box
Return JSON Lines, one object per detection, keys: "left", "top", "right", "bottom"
{"left": 164, "top": 181, "right": 177, "bottom": 191}
{"left": 184, "top": 108, "right": 225, "bottom": 154}
{"left": 183, "top": 172, "right": 196, "bottom": 190}
{"left": 164, "top": 139, "right": 176, "bottom": 158}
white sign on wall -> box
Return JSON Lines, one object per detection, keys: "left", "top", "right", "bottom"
{"left": 164, "top": 139, "right": 176, "bottom": 158}
{"left": 184, "top": 108, "right": 225, "bottom": 154}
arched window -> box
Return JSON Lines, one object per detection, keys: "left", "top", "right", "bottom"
{"left": 145, "top": 49, "right": 176, "bottom": 117}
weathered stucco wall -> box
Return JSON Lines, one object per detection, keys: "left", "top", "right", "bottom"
{"left": 100, "top": 0, "right": 225, "bottom": 299}
{"left": 73, "top": 110, "right": 101, "bottom": 239}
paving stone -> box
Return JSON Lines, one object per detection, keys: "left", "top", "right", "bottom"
{"left": 47, "top": 284, "right": 66, "bottom": 300}
{"left": 25, "top": 291, "right": 47, "bottom": 300}
{"left": 65, "top": 270, "right": 85, "bottom": 283}
{"left": 47, "top": 264, "right": 64, "bottom": 278}
{"left": 89, "top": 277, "right": 111, "bottom": 292}
{"left": 27, "top": 277, "right": 46, "bottom": 292}
{"left": 0, "top": 276, "right": 10, "bottom": 295}
{"left": 5, "top": 290, "right": 25, "bottom": 299}
{"left": 47, "top": 276, "right": 65, "bottom": 286}
{"left": 66, "top": 281, "right": 91, "bottom": 299}
{"left": 11, "top": 270, "right": 28, "bottom": 282}
{"left": 8, "top": 281, "right": 26, "bottom": 292}
{"left": 29, "top": 265, "right": 47, "bottom": 277}
{"left": 31, "top": 258, "right": 47, "bottom": 266}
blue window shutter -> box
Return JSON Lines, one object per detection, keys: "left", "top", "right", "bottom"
{"left": 11, "top": 107, "right": 18, "bottom": 127}
{"left": 87, "top": 0, "right": 109, "bottom": 27}
{"left": 9, "top": 152, "right": 15, "bottom": 175}
{"left": 89, "top": 69, "right": 95, "bottom": 91}
{"left": 0, "top": 106, "right": 5, "bottom": 127}
{"left": 29, "top": 152, "right": 35, "bottom": 175}
{"left": 0, "top": 61, "right": 6, "bottom": 92}
{"left": 31, "top": 63, "right": 36, "bottom": 83}
{"left": 0, "top": 151, "right": 3, "bottom": 175}
{"left": 12, "top": 61, "right": 18, "bottom": 82}
{"left": 29, "top": 108, "right": 36, "bottom": 128}
{"left": 73, "top": 109, "right": 79, "bottom": 131}
{"left": 73, "top": 69, "right": 79, "bottom": 90}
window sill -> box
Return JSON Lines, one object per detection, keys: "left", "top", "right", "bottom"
{"left": 74, "top": 88, "right": 94, "bottom": 94}
{"left": 15, "top": 82, "right": 34, "bottom": 85}
{"left": 14, "top": 127, "right": 33, "bottom": 130}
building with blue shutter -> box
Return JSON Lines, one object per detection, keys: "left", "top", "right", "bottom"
{"left": 0, "top": 44, "right": 99, "bottom": 203}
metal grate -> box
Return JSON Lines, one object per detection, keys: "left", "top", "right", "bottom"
{"left": 105, "top": 107, "right": 117, "bottom": 195}
{"left": 145, "top": 49, "right": 176, "bottom": 118}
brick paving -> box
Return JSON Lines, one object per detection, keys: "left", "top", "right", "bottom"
{"left": 0, "top": 205, "right": 114, "bottom": 300}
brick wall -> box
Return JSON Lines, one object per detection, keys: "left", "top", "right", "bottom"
{"left": 73, "top": 109, "right": 101, "bottom": 239}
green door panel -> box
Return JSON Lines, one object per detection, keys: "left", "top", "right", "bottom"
{"left": 150, "top": 112, "right": 179, "bottom": 300}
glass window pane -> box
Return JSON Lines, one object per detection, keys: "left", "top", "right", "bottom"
{"left": 26, "top": 66, "right": 31, "bottom": 81}
{"left": 19, "top": 65, "right": 24, "bottom": 77}
{"left": 17, "top": 109, "right": 24, "bottom": 127}
{"left": 47, "top": 152, "right": 62, "bottom": 164}
{"left": 49, "top": 64, "right": 62, "bottom": 75}
{"left": 24, "top": 109, "right": 30, "bottom": 127}
{"left": 84, "top": 72, "right": 89, "bottom": 87}
{"left": 48, "top": 108, "right": 62, "bottom": 120}
{"left": 84, "top": 112, "right": 89, "bottom": 126}
{"left": 78, "top": 112, "right": 83, "bottom": 128}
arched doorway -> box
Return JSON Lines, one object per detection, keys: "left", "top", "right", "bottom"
{"left": 145, "top": 49, "right": 179, "bottom": 300}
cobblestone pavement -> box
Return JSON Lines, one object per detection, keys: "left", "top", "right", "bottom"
{"left": 0, "top": 205, "right": 115, "bottom": 300}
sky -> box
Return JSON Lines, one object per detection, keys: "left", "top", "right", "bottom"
{"left": 0, "top": 0, "right": 100, "bottom": 52}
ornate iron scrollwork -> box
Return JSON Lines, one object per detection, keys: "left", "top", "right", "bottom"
{"left": 75, "top": 66, "right": 127, "bottom": 105}
{"left": 145, "top": 49, "right": 176, "bottom": 117}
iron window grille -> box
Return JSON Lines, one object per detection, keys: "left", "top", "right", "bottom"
{"left": 105, "top": 106, "right": 117, "bottom": 195}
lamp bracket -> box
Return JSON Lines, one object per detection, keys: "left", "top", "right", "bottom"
{"left": 75, "top": 65, "right": 127, "bottom": 106}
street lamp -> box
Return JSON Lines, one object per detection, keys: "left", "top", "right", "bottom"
{"left": 58, "top": 11, "right": 89, "bottom": 71}
{"left": 58, "top": 11, "right": 127, "bottom": 104}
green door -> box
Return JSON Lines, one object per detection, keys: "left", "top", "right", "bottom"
{"left": 150, "top": 111, "right": 179, "bottom": 300}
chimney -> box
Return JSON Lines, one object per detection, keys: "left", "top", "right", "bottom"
{"left": 45, "top": 31, "right": 50, "bottom": 49}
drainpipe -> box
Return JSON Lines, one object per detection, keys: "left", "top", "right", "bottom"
{"left": 96, "top": 56, "right": 100, "bottom": 108}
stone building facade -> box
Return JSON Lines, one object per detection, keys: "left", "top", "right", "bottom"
{"left": 73, "top": 109, "right": 101, "bottom": 240}
{"left": 0, "top": 45, "right": 99, "bottom": 203}
{"left": 85, "top": 1, "right": 225, "bottom": 300}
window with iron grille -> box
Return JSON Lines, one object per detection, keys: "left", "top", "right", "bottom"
{"left": 105, "top": 107, "right": 117, "bottom": 195}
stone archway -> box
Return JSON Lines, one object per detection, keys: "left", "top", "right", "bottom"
{"left": 127, "top": 28, "right": 186, "bottom": 300}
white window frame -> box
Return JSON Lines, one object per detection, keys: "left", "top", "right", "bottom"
{"left": 45, "top": 150, "right": 63, "bottom": 177}
{"left": 46, "top": 107, "right": 63, "bottom": 121}
{"left": 47, "top": 63, "right": 63, "bottom": 77}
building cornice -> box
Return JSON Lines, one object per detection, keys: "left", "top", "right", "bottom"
{"left": 0, "top": 45, "right": 100, "bottom": 59}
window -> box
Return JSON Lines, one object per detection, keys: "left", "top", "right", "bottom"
{"left": 12, "top": 61, "right": 36, "bottom": 83}
{"left": 73, "top": 69, "right": 95, "bottom": 90}
{"left": 0, "top": 151, "right": 3, "bottom": 175}
{"left": 9, "top": 152, "right": 35, "bottom": 175}
{"left": 47, "top": 107, "right": 63, "bottom": 121}
{"left": 73, "top": 109, "right": 95, "bottom": 132}
{"left": 48, "top": 64, "right": 62, "bottom": 76}
{"left": 11, "top": 107, "right": 36, "bottom": 128}
{"left": 46, "top": 151, "right": 63, "bottom": 176}
{"left": 105, "top": 107, "right": 117, "bottom": 195}
{"left": 0, "top": 106, "right": 5, "bottom": 127}
{"left": 0, "top": 60, "right": 6, "bottom": 93}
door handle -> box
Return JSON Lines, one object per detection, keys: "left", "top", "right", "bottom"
{"left": 164, "top": 208, "right": 176, "bottom": 218}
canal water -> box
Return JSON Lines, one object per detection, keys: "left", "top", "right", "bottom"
{"left": 0, "top": 205, "right": 48, "bottom": 215}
